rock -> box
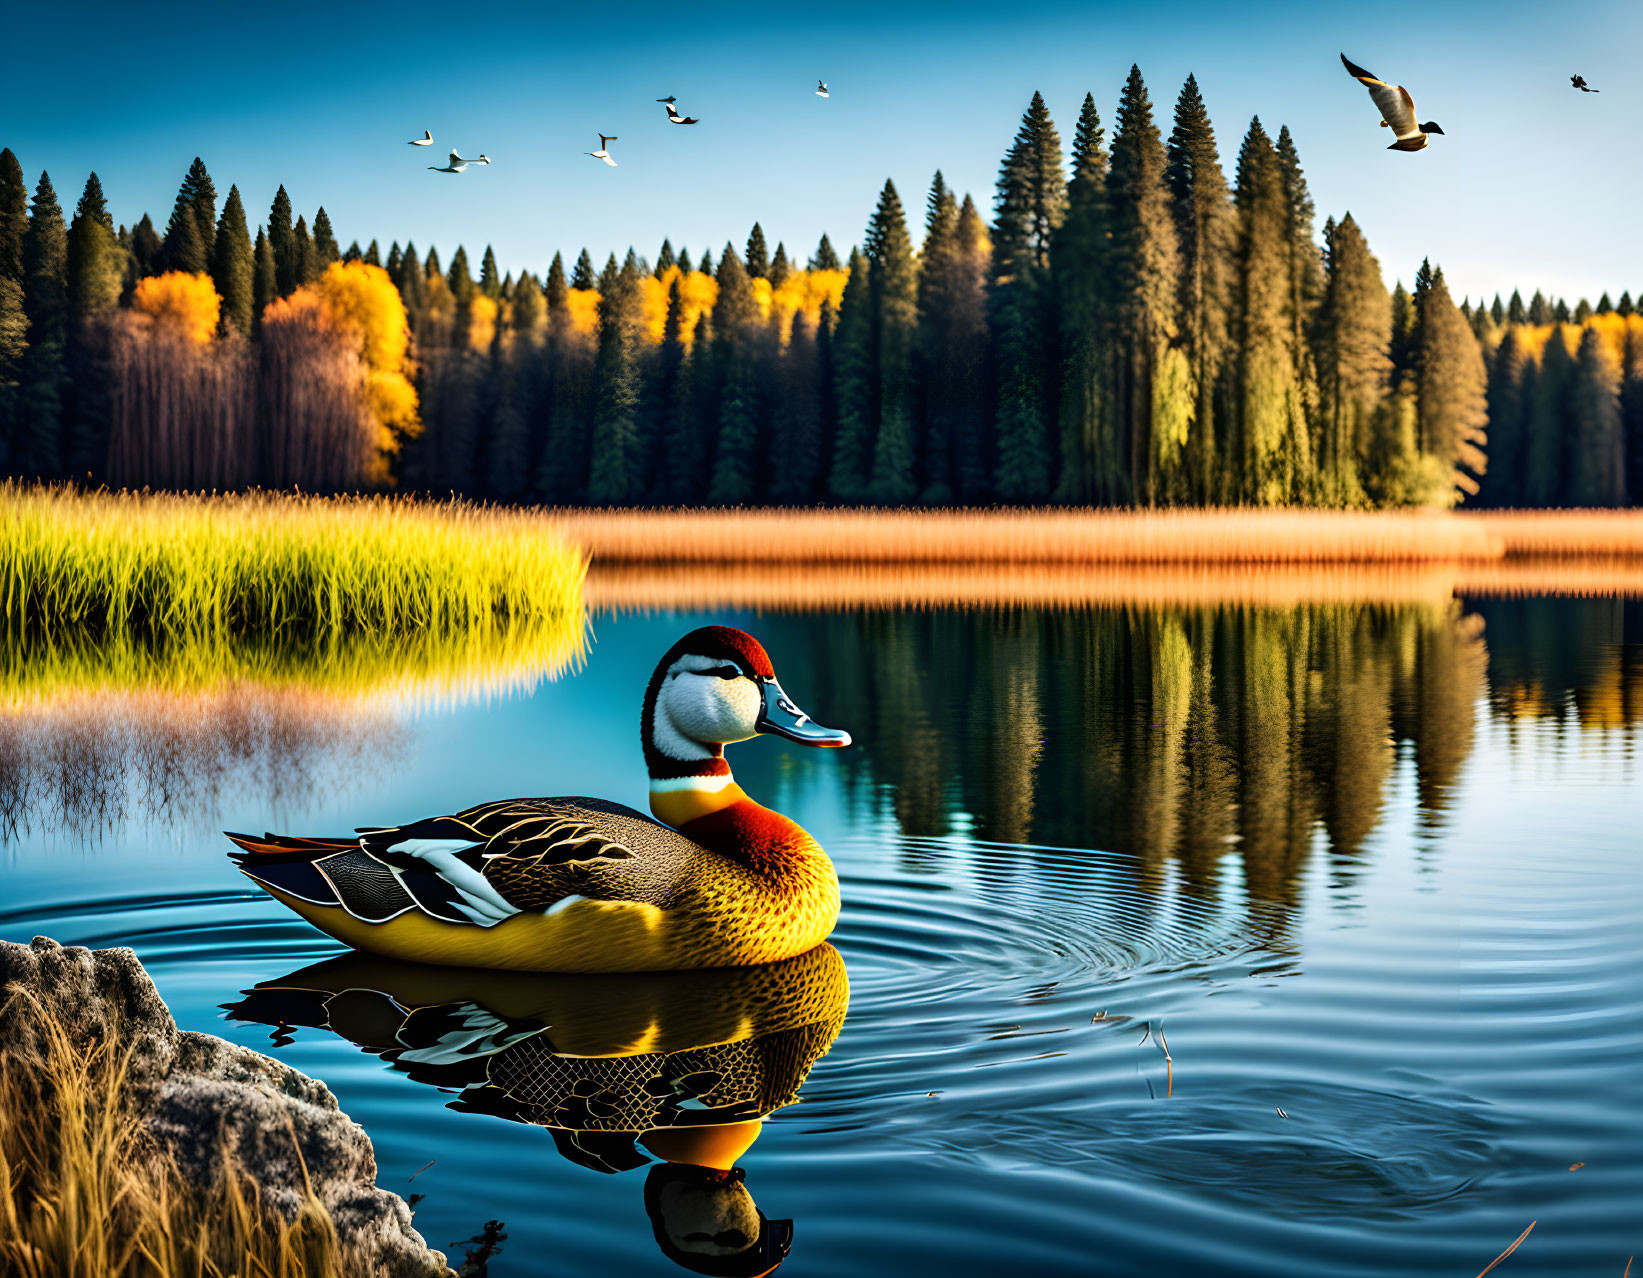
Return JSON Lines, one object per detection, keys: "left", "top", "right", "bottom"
{"left": 0, "top": 936, "right": 450, "bottom": 1278}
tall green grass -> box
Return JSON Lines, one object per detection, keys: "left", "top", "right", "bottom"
{"left": 1, "top": 485, "right": 587, "bottom": 705}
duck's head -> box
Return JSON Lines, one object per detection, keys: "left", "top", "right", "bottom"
{"left": 643, "top": 1162, "right": 792, "bottom": 1277}
{"left": 643, "top": 627, "right": 850, "bottom": 781}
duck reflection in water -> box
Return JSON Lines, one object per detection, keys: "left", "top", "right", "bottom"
{"left": 226, "top": 943, "right": 849, "bottom": 1276}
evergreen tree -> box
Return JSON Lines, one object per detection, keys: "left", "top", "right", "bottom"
{"left": 342, "top": 241, "right": 362, "bottom": 263}
{"left": 1482, "top": 327, "right": 1530, "bottom": 507}
{"left": 210, "top": 185, "right": 253, "bottom": 335}
{"left": 251, "top": 227, "right": 275, "bottom": 330}
{"left": 1527, "top": 290, "right": 1549, "bottom": 325}
{"left": 365, "top": 239, "right": 382, "bottom": 268}
{"left": 991, "top": 90, "right": 1065, "bottom": 502}
{"left": 290, "top": 215, "right": 315, "bottom": 286}
{"left": 1567, "top": 324, "right": 1625, "bottom": 505}
{"left": 696, "top": 246, "right": 714, "bottom": 278}
{"left": 1525, "top": 325, "right": 1572, "bottom": 505}
{"left": 312, "top": 206, "right": 340, "bottom": 268}
{"left": 917, "top": 171, "right": 961, "bottom": 500}
{"left": 1507, "top": 288, "right": 1526, "bottom": 325}
{"left": 655, "top": 239, "right": 676, "bottom": 278}
{"left": 1617, "top": 291, "right": 1634, "bottom": 318}
{"left": 587, "top": 253, "right": 645, "bottom": 502}
{"left": 867, "top": 180, "right": 918, "bottom": 501}
{"left": 1313, "top": 213, "right": 1389, "bottom": 505}
{"left": 1490, "top": 294, "right": 1505, "bottom": 326}
{"left": 67, "top": 172, "right": 122, "bottom": 321}
{"left": 641, "top": 273, "right": 688, "bottom": 499}
{"left": 769, "top": 306, "right": 825, "bottom": 503}
{"left": 1553, "top": 298, "right": 1570, "bottom": 324}
{"left": 1597, "top": 292, "right": 1613, "bottom": 315}
{"left": 480, "top": 245, "right": 501, "bottom": 298}
{"left": 386, "top": 242, "right": 403, "bottom": 277}
{"left": 448, "top": 246, "right": 476, "bottom": 305}
{"left": 1108, "top": 67, "right": 1182, "bottom": 503}
{"left": 676, "top": 247, "right": 693, "bottom": 274}
{"left": 570, "top": 249, "right": 595, "bottom": 290}
{"left": 1165, "top": 76, "right": 1234, "bottom": 502}
{"left": 0, "top": 150, "right": 26, "bottom": 283}
{"left": 17, "top": 171, "right": 68, "bottom": 477}
{"left": 829, "top": 248, "right": 874, "bottom": 500}
{"left": 744, "top": 223, "right": 770, "bottom": 279}
{"left": 708, "top": 245, "right": 762, "bottom": 503}
{"left": 769, "top": 243, "right": 791, "bottom": 287}
{"left": 0, "top": 149, "right": 27, "bottom": 468}
{"left": 1574, "top": 298, "right": 1592, "bottom": 323}
{"left": 269, "top": 186, "right": 295, "bottom": 295}
{"left": 810, "top": 234, "right": 840, "bottom": 272}
{"left": 1231, "top": 118, "right": 1305, "bottom": 503}
{"left": 1415, "top": 265, "right": 1488, "bottom": 503}
{"left": 162, "top": 157, "right": 216, "bottom": 274}
{"left": 128, "top": 214, "right": 162, "bottom": 283}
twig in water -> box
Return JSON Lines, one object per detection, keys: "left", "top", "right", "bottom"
{"left": 1568, "top": 1162, "right": 1585, "bottom": 1171}
{"left": 1137, "top": 1022, "right": 1151, "bottom": 1047}
{"left": 1622, "top": 1257, "right": 1631, "bottom": 1278}
{"left": 1158, "top": 1030, "right": 1173, "bottom": 1098}
{"left": 1474, "top": 1221, "right": 1536, "bottom": 1278}
{"left": 410, "top": 1159, "right": 435, "bottom": 1181}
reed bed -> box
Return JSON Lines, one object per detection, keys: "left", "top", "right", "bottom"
{"left": 584, "top": 558, "right": 1643, "bottom": 614}
{"left": 4, "top": 484, "right": 587, "bottom": 639}
{"left": 0, "top": 987, "right": 348, "bottom": 1278}
{"left": 555, "top": 507, "right": 1643, "bottom": 565}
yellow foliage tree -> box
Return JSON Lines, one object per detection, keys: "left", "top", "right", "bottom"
{"left": 565, "top": 288, "right": 602, "bottom": 337}
{"left": 132, "top": 272, "right": 221, "bottom": 346}
{"left": 467, "top": 294, "right": 498, "bottom": 352}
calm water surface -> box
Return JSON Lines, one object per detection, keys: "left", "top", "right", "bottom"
{"left": 3, "top": 596, "right": 1640, "bottom": 1276}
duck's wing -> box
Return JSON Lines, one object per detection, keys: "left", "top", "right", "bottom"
{"left": 230, "top": 798, "right": 698, "bottom": 929}
{"left": 1341, "top": 53, "right": 1420, "bottom": 138}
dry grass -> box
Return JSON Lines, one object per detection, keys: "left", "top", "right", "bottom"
{"left": 554, "top": 507, "right": 1520, "bottom": 564}
{"left": 1464, "top": 510, "right": 1643, "bottom": 558}
{"left": 584, "top": 558, "right": 1643, "bottom": 614}
{"left": 0, "top": 988, "right": 347, "bottom": 1278}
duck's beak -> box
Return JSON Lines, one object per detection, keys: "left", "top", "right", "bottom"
{"left": 755, "top": 679, "right": 851, "bottom": 747}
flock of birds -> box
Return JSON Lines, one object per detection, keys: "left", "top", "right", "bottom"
{"left": 1342, "top": 53, "right": 1599, "bottom": 152}
{"left": 407, "top": 79, "right": 831, "bottom": 175}
{"left": 404, "top": 62, "right": 1599, "bottom": 176}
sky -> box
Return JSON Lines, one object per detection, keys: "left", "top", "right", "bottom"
{"left": 5, "top": 0, "right": 1640, "bottom": 305}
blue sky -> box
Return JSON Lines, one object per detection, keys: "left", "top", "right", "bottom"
{"left": 5, "top": 0, "right": 1639, "bottom": 304}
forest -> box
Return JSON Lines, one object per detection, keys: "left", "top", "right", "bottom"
{"left": 1, "top": 67, "right": 1638, "bottom": 508}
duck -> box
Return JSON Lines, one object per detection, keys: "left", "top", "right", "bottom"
{"left": 587, "top": 132, "right": 619, "bottom": 166}
{"left": 408, "top": 129, "right": 433, "bottom": 146}
{"left": 227, "top": 627, "right": 852, "bottom": 973}
{"left": 1571, "top": 74, "right": 1599, "bottom": 92}
{"left": 659, "top": 98, "right": 700, "bottom": 125}
{"left": 226, "top": 943, "right": 848, "bottom": 1274}
{"left": 1340, "top": 53, "right": 1444, "bottom": 151}
{"left": 815, "top": 79, "right": 829, "bottom": 98}
{"left": 428, "top": 148, "right": 485, "bottom": 174}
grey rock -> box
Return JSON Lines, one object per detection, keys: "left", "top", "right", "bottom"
{"left": 0, "top": 936, "right": 451, "bottom": 1278}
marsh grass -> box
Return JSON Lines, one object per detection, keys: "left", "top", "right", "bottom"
{"left": 0, "top": 987, "right": 347, "bottom": 1278}
{"left": 2, "top": 486, "right": 586, "bottom": 706}
{"left": 556, "top": 507, "right": 1643, "bottom": 565}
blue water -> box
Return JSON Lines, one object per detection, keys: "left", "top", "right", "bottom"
{"left": 3, "top": 598, "right": 1640, "bottom": 1276}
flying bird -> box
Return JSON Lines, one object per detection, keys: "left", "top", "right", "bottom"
{"left": 586, "top": 133, "right": 618, "bottom": 167}
{"left": 408, "top": 130, "right": 433, "bottom": 146}
{"left": 660, "top": 99, "right": 699, "bottom": 124}
{"left": 1571, "top": 74, "right": 1599, "bottom": 92}
{"left": 428, "top": 149, "right": 485, "bottom": 174}
{"left": 1340, "top": 53, "right": 1444, "bottom": 152}
{"left": 815, "top": 79, "right": 829, "bottom": 98}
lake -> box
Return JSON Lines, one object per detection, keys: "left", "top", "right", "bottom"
{"left": 3, "top": 589, "right": 1640, "bottom": 1277}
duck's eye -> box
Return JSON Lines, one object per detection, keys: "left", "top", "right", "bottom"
{"left": 700, "top": 665, "right": 743, "bottom": 680}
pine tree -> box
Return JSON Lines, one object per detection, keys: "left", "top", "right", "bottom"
{"left": 251, "top": 227, "right": 275, "bottom": 330}
{"left": 655, "top": 239, "right": 676, "bottom": 278}
{"left": 1567, "top": 324, "right": 1625, "bottom": 505}
{"left": 1231, "top": 118, "right": 1305, "bottom": 503}
{"left": 991, "top": 90, "right": 1065, "bottom": 502}
{"left": 162, "top": 157, "right": 216, "bottom": 275}
{"left": 0, "top": 149, "right": 27, "bottom": 468}
{"left": 769, "top": 306, "right": 824, "bottom": 502}
{"left": 128, "top": 214, "right": 162, "bottom": 284}
{"left": 1490, "top": 294, "right": 1505, "bottom": 326}
{"left": 447, "top": 246, "right": 476, "bottom": 306}
{"left": 342, "top": 241, "right": 362, "bottom": 263}
{"left": 386, "top": 242, "right": 403, "bottom": 277}
{"left": 1618, "top": 291, "right": 1634, "bottom": 318}
{"left": 1525, "top": 325, "right": 1572, "bottom": 505}
{"left": 696, "top": 246, "right": 714, "bottom": 278}
{"left": 479, "top": 245, "right": 501, "bottom": 298}
{"left": 676, "top": 247, "right": 693, "bottom": 274}
{"left": 1574, "top": 298, "right": 1592, "bottom": 323}
{"left": 269, "top": 186, "right": 295, "bottom": 295}
{"left": 1164, "top": 76, "right": 1234, "bottom": 502}
{"left": 67, "top": 172, "right": 122, "bottom": 321}
{"left": 210, "top": 185, "right": 253, "bottom": 335}
{"left": 1527, "top": 290, "right": 1549, "bottom": 325}
{"left": 1414, "top": 265, "right": 1488, "bottom": 503}
{"left": 364, "top": 239, "right": 381, "bottom": 268}
{"left": 1273, "top": 126, "right": 1323, "bottom": 389}
{"left": 1553, "top": 298, "right": 1571, "bottom": 324}
{"left": 744, "top": 223, "right": 770, "bottom": 279}
{"left": 769, "top": 243, "right": 791, "bottom": 287}
{"left": 17, "top": 171, "right": 68, "bottom": 477}
{"left": 312, "top": 206, "right": 340, "bottom": 268}
{"left": 829, "top": 248, "right": 874, "bottom": 500}
{"left": 1313, "top": 213, "right": 1389, "bottom": 505}
{"left": 0, "top": 150, "right": 25, "bottom": 283}
{"left": 867, "top": 180, "right": 918, "bottom": 501}
{"left": 1507, "top": 289, "right": 1526, "bottom": 325}
{"left": 570, "top": 249, "right": 595, "bottom": 290}
{"left": 587, "top": 252, "right": 644, "bottom": 502}
{"left": 1108, "top": 67, "right": 1182, "bottom": 503}
{"left": 708, "top": 245, "right": 762, "bottom": 503}
{"left": 290, "top": 215, "right": 315, "bottom": 286}
{"left": 810, "top": 234, "right": 840, "bottom": 272}
{"left": 1481, "top": 327, "right": 1530, "bottom": 506}
{"left": 1597, "top": 292, "right": 1613, "bottom": 315}
{"left": 917, "top": 171, "right": 962, "bottom": 500}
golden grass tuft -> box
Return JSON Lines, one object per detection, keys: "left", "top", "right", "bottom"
{"left": 0, "top": 987, "right": 347, "bottom": 1278}
{"left": 2, "top": 485, "right": 587, "bottom": 707}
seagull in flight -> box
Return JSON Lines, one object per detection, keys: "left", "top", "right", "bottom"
{"left": 1571, "top": 74, "right": 1599, "bottom": 92}
{"left": 1340, "top": 54, "right": 1444, "bottom": 151}
{"left": 657, "top": 97, "right": 699, "bottom": 124}
{"left": 408, "top": 130, "right": 433, "bottom": 147}
{"left": 427, "top": 149, "right": 488, "bottom": 173}
{"left": 815, "top": 79, "right": 830, "bottom": 98}
{"left": 586, "top": 133, "right": 618, "bottom": 167}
